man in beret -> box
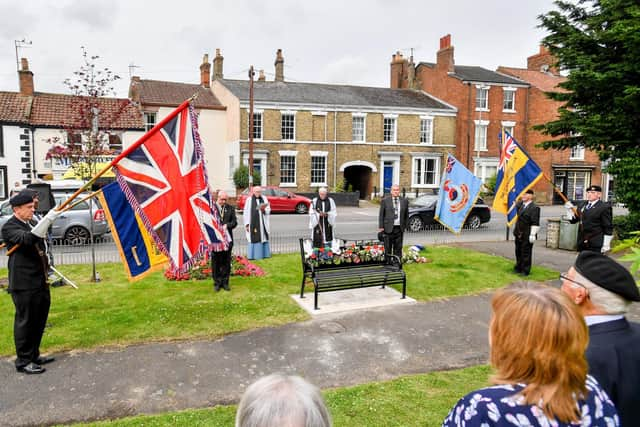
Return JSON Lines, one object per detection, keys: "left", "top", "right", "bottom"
{"left": 2, "top": 189, "right": 60, "bottom": 374}
{"left": 560, "top": 251, "right": 640, "bottom": 426}
{"left": 565, "top": 184, "right": 613, "bottom": 253}
{"left": 512, "top": 189, "right": 540, "bottom": 276}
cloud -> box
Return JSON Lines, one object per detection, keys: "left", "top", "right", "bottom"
{"left": 60, "top": 0, "right": 118, "bottom": 29}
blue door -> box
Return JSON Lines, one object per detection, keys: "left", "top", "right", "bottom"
{"left": 383, "top": 163, "right": 393, "bottom": 194}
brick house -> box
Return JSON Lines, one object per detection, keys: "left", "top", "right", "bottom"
{"left": 390, "top": 35, "right": 529, "bottom": 188}
{"left": 498, "top": 46, "right": 606, "bottom": 203}
{"left": 211, "top": 49, "right": 457, "bottom": 199}
{"left": 128, "top": 55, "right": 229, "bottom": 193}
{"left": 0, "top": 58, "right": 144, "bottom": 199}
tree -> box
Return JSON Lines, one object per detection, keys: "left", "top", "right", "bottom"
{"left": 46, "top": 47, "right": 132, "bottom": 182}
{"left": 233, "top": 164, "right": 261, "bottom": 189}
{"left": 536, "top": 0, "right": 640, "bottom": 213}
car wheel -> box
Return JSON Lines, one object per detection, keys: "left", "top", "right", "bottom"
{"left": 408, "top": 216, "right": 424, "bottom": 232}
{"left": 295, "top": 203, "right": 308, "bottom": 214}
{"left": 466, "top": 214, "right": 482, "bottom": 229}
{"left": 64, "top": 226, "right": 90, "bottom": 245}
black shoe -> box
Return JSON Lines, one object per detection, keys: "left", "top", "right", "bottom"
{"left": 214, "top": 284, "right": 221, "bottom": 292}
{"left": 223, "top": 285, "right": 230, "bottom": 291}
{"left": 17, "top": 362, "right": 45, "bottom": 374}
{"left": 34, "top": 356, "right": 55, "bottom": 365}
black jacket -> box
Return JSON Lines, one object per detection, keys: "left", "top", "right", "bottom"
{"left": 570, "top": 200, "right": 613, "bottom": 249}
{"left": 1, "top": 216, "right": 48, "bottom": 291}
{"left": 513, "top": 201, "right": 540, "bottom": 240}
{"left": 218, "top": 204, "right": 238, "bottom": 242}
{"left": 378, "top": 196, "right": 409, "bottom": 234}
{"left": 586, "top": 318, "right": 640, "bottom": 427}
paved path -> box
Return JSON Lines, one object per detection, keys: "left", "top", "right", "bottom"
{"left": 1, "top": 242, "right": 638, "bottom": 426}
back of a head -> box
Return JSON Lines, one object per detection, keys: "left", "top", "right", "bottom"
{"left": 490, "top": 283, "right": 588, "bottom": 422}
{"left": 236, "top": 374, "right": 332, "bottom": 427}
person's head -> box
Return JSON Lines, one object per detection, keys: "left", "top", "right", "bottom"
{"left": 490, "top": 283, "right": 588, "bottom": 423}
{"left": 561, "top": 251, "right": 639, "bottom": 316}
{"left": 318, "top": 187, "right": 328, "bottom": 200}
{"left": 217, "top": 190, "right": 228, "bottom": 207}
{"left": 521, "top": 189, "right": 534, "bottom": 203}
{"left": 252, "top": 186, "right": 263, "bottom": 198}
{"left": 236, "top": 374, "right": 332, "bottom": 427}
{"left": 390, "top": 185, "right": 400, "bottom": 198}
{"left": 10, "top": 189, "right": 37, "bottom": 222}
{"left": 585, "top": 185, "right": 602, "bottom": 203}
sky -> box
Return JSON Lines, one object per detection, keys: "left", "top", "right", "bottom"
{"left": 0, "top": 0, "right": 557, "bottom": 98}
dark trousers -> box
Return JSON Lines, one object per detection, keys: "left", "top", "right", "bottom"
{"left": 384, "top": 226, "right": 404, "bottom": 260}
{"left": 11, "top": 287, "right": 51, "bottom": 368}
{"left": 212, "top": 243, "right": 233, "bottom": 289}
{"left": 514, "top": 237, "right": 533, "bottom": 275}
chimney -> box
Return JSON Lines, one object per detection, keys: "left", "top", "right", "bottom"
{"left": 18, "top": 58, "right": 34, "bottom": 96}
{"left": 213, "top": 48, "right": 224, "bottom": 80}
{"left": 527, "top": 45, "right": 560, "bottom": 75}
{"left": 390, "top": 51, "right": 408, "bottom": 89}
{"left": 258, "top": 69, "right": 266, "bottom": 82}
{"left": 200, "top": 54, "right": 211, "bottom": 88}
{"left": 274, "top": 49, "right": 284, "bottom": 82}
{"left": 407, "top": 54, "right": 416, "bottom": 89}
{"left": 129, "top": 76, "right": 141, "bottom": 104}
{"left": 436, "top": 34, "right": 455, "bottom": 73}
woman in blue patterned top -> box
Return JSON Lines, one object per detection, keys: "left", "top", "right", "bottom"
{"left": 443, "top": 283, "right": 619, "bottom": 427}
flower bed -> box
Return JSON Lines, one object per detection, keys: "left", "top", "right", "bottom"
{"left": 305, "top": 241, "right": 386, "bottom": 268}
{"left": 165, "top": 255, "right": 264, "bottom": 281}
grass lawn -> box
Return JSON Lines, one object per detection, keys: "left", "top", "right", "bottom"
{"left": 63, "top": 365, "right": 492, "bottom": 427}
{"left": 0, "top": 246, "right": 557, "bottom": 356}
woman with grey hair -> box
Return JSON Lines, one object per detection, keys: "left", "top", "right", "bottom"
{"left": 236, "top": 373, "right": 332, "bottom": 427}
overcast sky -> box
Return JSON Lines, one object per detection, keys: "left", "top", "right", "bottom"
{"left": 1, "top": 0, "right": 557, "bottom": 98}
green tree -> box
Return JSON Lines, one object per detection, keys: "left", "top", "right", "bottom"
{"left": 536, "top": 0, "right": 640, "bottom": 213}
{"left": 232, "top": 164, "right": 261, "bottom": 189}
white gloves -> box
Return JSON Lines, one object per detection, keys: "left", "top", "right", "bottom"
{"left": 601, "top": 235, "right": 613, "bottom": 253}
{"left": 31, "top": 209, "right": 61, "bottom": 238}
{"left": 564, "top": 201, "right": 575, "bottom": 219}
{"left": 529, "top": 225, "right": 540, "bottom": 244}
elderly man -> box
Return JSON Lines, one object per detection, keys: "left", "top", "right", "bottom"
{"left": 378, "top": 184, "right": 409, "bottom": 260}
{"left": 560, "top": 251, "right": 640, "bottom": 426}
{"left": 309, "top": 187, "right": 337, "bottom": 248}
{"left": 211, "top": 191, "right": 237, "bottom": 292}
{"left": 243, "top": 186, "right": 271, "bottom": 260}
{"left": 2, "top": 190, "right": 60, "bottom": 374}
{"left": 565, "top": 184, "right": 613, "bottom": 253}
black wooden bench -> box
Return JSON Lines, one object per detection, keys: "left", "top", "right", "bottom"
{"left": 299, "top": 238, "right": 406, "bottom": 310}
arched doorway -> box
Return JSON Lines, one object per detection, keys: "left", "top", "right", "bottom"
{"left": 340, "top": 161, "right": 377, "bottom": 199}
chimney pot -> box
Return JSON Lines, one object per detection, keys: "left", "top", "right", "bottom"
{"left": 274, "top": 49, "right": 284, "bottom": 82}
{"left": 258, "top": 69, "right": 266, "bottom": 81}
{"left": 200, "top": 53, "right": 211, "bottom": 88}
{"left": 437, "top": 34, "right": 455, "bottom": 73}
{"left": 213, "top": 48, "right": 224, "bottom": 80}
{"left": 439, "top": 34, "right": 451, "bottom": 50}
{"left": 21, "top": 58, "right": 29, "bottom": 71}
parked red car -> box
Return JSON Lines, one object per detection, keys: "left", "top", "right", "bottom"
{"left": 236, "top": 186, "right": 312, "bottom": 214}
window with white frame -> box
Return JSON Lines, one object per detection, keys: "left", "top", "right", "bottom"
{"left": 383, "top": 117, "right": 396, "bottom": 143}
{"left": 144, "top": 112, "right": 156, "bottom": 132}
{"left": 412, "top": 156, "right": 439, "bottom": 187}
{"left": 280, "top": 155, "right": 296, "bottom": 185}
{"left": 251, "top": 112, "right": 263, "bottom": 140}
{"left": 352, "top": 115, "right": 365, "bottom": 142}
{"left": 420, "top": 117, "right": 433, "bottom": 144}
{"left": 281, "top": 112, "right": 295, "bottom": 141}
{"left": 476, "top": 87, "right": 489, "bottom": 110}
{"left": 0, "top": 166, "right": 7, "bottom": 199}
{"left": 474, "top": 121, "right": 488, "bottom": 151}
{"left": 503, "top": 88, "right": 516, "bottom": 111}
{"left": 310, "top": 155, "right": 327, "bottom": 185}
{"left": 570, "top": 145, "right": 585, "bottom": 160}
{"left": 502, "top": 126, "right": 514, "bottom": 138}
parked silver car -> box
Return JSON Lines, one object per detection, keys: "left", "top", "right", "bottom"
{"left": 0, "top": 192, "right": 109, "bottom": 244}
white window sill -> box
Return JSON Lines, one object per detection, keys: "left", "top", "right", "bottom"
{"left": 279, "top": 183, "right": 297, "bottom": 187}
{"left": 502, "top": 109, "right": 516, "bottom": 114}
{"left": 310, "top": 183, "right": 328, "bottom": 187}
{"left": 412, "top": 184, "right": 438, "bottom": 188}
{"left": 569, "top": 157, "right": 585, "bottom": 161}
{"left": 474, "top": 148, "right": 489, "bottom": 152}
{"left": 475, "top": 108, "right": 490, "bottom": 112}
{"left": 383, "top": 141, "right": 397, "bottom": 144}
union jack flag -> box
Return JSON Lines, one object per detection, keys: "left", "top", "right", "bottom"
{"left": 112, "top": 101, "right": 227, "bottom": 272}
{"left": 498, "top": 131, "right": 517, "bottom": 170}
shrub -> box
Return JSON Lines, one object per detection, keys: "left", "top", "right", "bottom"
{"left": 613, "top": 212, "right": 640, "bottom": 240}
{"left": 233, "top": 165, "right": 261, "bottom": 189}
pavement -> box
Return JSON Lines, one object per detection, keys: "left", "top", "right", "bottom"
{"left": 1, "top": 241, "right": 639, "bottom": 426}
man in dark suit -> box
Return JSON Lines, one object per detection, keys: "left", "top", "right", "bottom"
{"left": 565, "top": 184, "right": 613, "bottom": 253}
{"left": 513, "top": 189, "right": 541, "bottom": 276}
{"left": 378, "top": 184, "right": 409, "bottom": 261}
{"left": 2, "top": 190, "right": 60, "bottom": 374}
{"left": 561, "top": 251, "right": 640, "bottom": 426}
{"left": 211, "top": 191, "right": 238, "bottom": 292}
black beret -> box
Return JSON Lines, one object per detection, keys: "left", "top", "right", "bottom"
{"left": 525, "top": 189, "right": 534, "bottom": 195}
{"left": 574, "top": 251, "right": 640, "bottom": 301}
{"left": 9, "top": 189, "right": 36, "bottom": 207}
{"left": 586, "top": 185, "right": 602, "bottom": 192}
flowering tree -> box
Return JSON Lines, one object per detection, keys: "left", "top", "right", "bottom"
{"left": 46, "top": 47, "right": 133, "bottom": 181}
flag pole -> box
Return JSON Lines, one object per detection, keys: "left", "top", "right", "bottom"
{"left": 501, "top": 128, "right": 510, "bottom": 241}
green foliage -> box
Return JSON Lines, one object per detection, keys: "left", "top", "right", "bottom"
{"left": 536, "top": 0, "right": 640, "bottom": 213}
{"left": 483, "top": 174, "right": 497, "bottom": 196}
{"left": 613, "top": 212, "right": 640, "bottom": 240}
{"left": 232, "top": 164, "right": 261, "bottom": 189}
{"left": 333, "top": 177, "right": 346, "bottom": 192}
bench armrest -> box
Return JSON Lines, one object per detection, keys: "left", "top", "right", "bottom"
{"left": 386, "top": 254, "right": 403, "bottom": 270}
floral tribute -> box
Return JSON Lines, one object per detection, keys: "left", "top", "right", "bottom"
{"left": 165, "top": 255, "right": 264, "bottom": 281}
{"left": 402, "top": 245, "right": 429, "bottom": 264}
{"left": 305, "top": 241, "right": 386, "bottom": 268}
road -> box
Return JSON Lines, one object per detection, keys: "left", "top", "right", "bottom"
{"left": 0, "top": 203, "right": 627, "bottom": 267}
